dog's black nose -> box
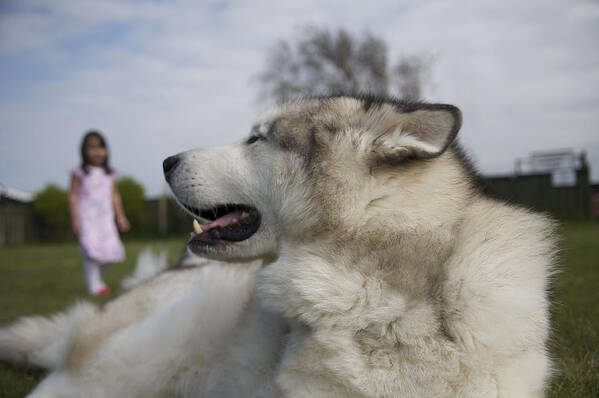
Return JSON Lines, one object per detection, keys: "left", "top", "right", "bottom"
{"left": 163, "top": 155, "right": 180, "bottom": 178}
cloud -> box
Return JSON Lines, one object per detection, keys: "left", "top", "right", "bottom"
{"left": 1, "top": 0, "right": 598, "bottom": 196}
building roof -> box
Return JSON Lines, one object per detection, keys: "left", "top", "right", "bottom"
{"left": 0, "top": 184, "right": 34, "bottom": 202}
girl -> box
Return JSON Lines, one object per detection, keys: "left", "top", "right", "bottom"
{"left": 68, "top": 131, "right": 130, "bottom": 295}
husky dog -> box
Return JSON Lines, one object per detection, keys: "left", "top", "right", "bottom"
{"left": 1, "top": 95, "right": 555, "bottom": 397}
{"left": 164, "top": 95, "right": 556, "bottom": 397}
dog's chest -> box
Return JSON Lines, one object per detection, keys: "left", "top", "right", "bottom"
{"left": 276, "top": 324, "right": 368, "bottom": 397}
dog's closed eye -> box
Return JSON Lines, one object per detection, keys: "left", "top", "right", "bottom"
{"left": 246, "top": 135, "right": 265, "bottom": 145}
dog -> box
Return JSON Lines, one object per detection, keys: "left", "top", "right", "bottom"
{"left": 1, "top": 94, "right": 556, "bottom": 397}
{"left": 164, "top": 95, "right": 556, "bottom": 397}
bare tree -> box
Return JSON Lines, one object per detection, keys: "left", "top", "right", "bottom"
{"left": 257, "top": 26, "right": 433, "bottom": 104}
{"left": 392, "top": 54, "right": 434, "bottom": 101}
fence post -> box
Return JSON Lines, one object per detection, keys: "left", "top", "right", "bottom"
{"left": 578, "top": 152, "right": 591, "bottom": 219}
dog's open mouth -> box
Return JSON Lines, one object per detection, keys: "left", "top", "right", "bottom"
{"left": 182, "top": 203, "right": 261, "bottom": 248}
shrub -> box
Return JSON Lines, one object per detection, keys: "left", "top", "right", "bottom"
{"left": 33, "top": 184, "right": 69, "bottom": 239}
{"left": 117, "top": 177, "right": 145, "bottom": 230}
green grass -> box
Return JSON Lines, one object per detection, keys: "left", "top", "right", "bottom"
{"left": 0, "top": 224, "right": 598, "bottom": 397}
{"left": 549, "top": 223, "right": 599, "bottom": 397}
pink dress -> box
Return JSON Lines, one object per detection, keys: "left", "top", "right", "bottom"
{"left": 72, "top": 166, "right": 125, "bottom": 264}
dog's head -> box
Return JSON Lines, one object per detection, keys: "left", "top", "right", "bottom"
{"left": 164, "top": 95, "right": 466, "bottom": 260}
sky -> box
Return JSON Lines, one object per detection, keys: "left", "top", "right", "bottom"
{"left": 1, "top": 0, "right": 598, "bottom": 197}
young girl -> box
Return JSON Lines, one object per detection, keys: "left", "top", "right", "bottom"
{"left": 68, "top": 131, "right": 130, "bottom": 295}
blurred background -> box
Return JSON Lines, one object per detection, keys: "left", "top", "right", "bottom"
{"left": 1, "top": 0, "right": 598, "bottom": 242}
{"left": 0, "top": 1, "right": 597, "bottom": 396}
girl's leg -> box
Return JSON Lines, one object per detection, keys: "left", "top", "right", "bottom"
{"left": 83, "top": 256, "right": 107, "bottom": 294}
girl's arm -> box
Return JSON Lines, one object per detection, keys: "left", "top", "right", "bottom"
{"left": 113, "top": 181, "right": 130, "bottom": 232}
{"left": 68, "top": 175, "right": 81, "bottom": 235}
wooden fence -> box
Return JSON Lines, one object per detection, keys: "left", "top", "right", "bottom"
{"left": 483, "top": 164, "right": 591, "bottom": 220}
{"left": 142, "top": 197, "right": 193, "bottom": 237}
{"left": 0, "top": 199, "right": 38, "bottom": 245}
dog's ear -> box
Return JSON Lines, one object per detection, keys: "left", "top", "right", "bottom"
{"left": 369, "top": 104, "right": 461, "bottom": 163}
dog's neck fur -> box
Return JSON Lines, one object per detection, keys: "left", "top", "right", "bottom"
{"left": 256, "top": 150, "right": 472, "bottom": 330}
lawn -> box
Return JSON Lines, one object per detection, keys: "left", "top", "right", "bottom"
{"left": 549, "top": 222, "right": 599, "bottom": 397}
{"left": 0, "top": 223, "right": 598, "bottom": 397}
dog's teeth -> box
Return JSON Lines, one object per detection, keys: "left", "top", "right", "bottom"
{"left": 193, "top": 219, "right": 203, "bottom": 234}
{"left": 241, "top": 212, "right": 249, "bottom": 218}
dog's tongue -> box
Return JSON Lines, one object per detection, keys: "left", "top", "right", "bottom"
{"left": 196, "top": 210, "right": 246, "bottom": 233}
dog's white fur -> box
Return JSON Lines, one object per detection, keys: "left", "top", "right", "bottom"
{"left": 168, "top": 97, "right": 556, "bottom": 397}
{"left": 1, "top": 257, "right": 262, "bottom": 397}
{"left": 0, "top": 96, "right": 555, "bottom": 397}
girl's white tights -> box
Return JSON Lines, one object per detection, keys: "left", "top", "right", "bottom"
{"left": 83, "top": 256, "right": 106, "bottom": 294}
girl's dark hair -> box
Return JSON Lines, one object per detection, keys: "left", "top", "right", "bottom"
{"left": 80, "top": 130, "right": 113, "bottom": 175}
